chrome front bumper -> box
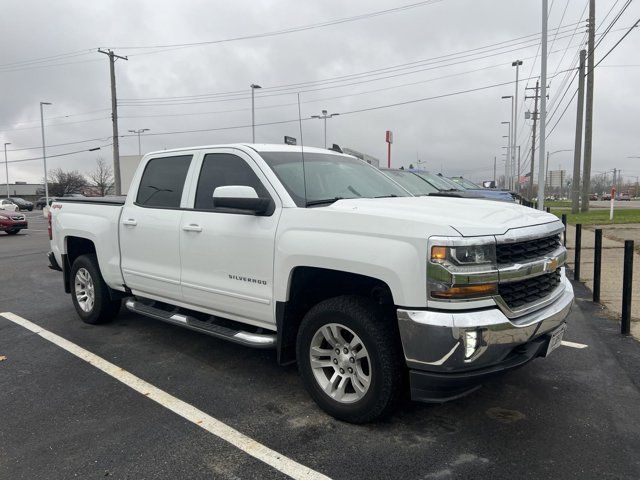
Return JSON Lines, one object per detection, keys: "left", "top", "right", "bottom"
{"left": 397, "top": 275, "right": 574, "bottom": 373}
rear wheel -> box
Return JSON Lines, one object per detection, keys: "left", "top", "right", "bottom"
{"left": 70, "top": 254, "right": 120, "bottom": 324}
{"left": 296, "top": 295, "right": 404, "bottom": 423}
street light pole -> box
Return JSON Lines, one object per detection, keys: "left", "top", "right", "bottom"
{"left": 4, "top": 142, "right": 10, "bottom": 198}
{"left": 311, "top": 109, "right": 340, "bottom": 148}
{"left": 128, "top": 128, "right": 150, "bottom": 156}
{"left": 512, "top": 60, "right": 523, "bottom": 192}
{"left": 546, "top": 149, "right": 572, "bottom": 197}
{"left": 502, "top": 96, "right": 514, "bottom": 188}
{"left": 250, "top": 84, "right": 261, "bottom": 143}
{"left": 501, "top": 120, "right": 511, "bottom": 188}
{"left": 40, "top": 101, "right": 52, "bottom": 204}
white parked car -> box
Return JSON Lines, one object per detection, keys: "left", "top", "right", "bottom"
{"left": 0, "top": 199, "right": 19, "bottom": 212}
{"left": 48, "top": 144, "right": 573, "bottom": 423}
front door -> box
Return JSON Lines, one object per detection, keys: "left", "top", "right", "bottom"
{"left": 179, "top": 150, "right": 280, "bottom": 327}
{"left": 119, "top": 153, "right": 194, "bottom": 301}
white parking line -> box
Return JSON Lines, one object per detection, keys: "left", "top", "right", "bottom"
{"left": 561, "top": 340, "right": 588, "bottom": 349}
{"left": 0, "top": 312, "right": 330, "bottom": 480}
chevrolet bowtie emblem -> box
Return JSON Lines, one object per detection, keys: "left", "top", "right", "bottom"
{"left": 545, "top": 257, "right": 559, "bottom": 272}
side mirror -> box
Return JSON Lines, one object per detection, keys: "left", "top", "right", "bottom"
{"left": 212, "top": 186, "right": 271, "bottom": 215}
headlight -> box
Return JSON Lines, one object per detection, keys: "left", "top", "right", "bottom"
{"left": 431, "top": 244, "right": 496, "bottom": 267}
{"left": 0, "top": 215, "right": 8, "bottom": 220}
{"left": 428, "top": 237, "right": 498, "bottom": 301}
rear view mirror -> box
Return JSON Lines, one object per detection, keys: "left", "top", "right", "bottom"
{"left": 212, "top": 186, "right": 271, "bottom": 215}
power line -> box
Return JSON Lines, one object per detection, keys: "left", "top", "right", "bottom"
{"left": 0, "top": 49, "right": 95, "bottom": 69}
{"left": 110, "top": 0, "right": 445, "bottom": 52}
{"left": 544, "top": 19, "right": 639, "bottom": 142}
{"left": 0, "top": 2, "right": 445, "bottom": 74}
{"left": 6, "top": 137, "right": 112, "bottom": 153}
{"left": 119, "top": 34, "right": 586, "bottom": 110}
{"left": 0, "top": 116, "right": 110, "bottom": 134}
{"left": 7, "top": 144, "right": 112, "bottom": 164}
{"left": 593, "top": 17, "right": 640, "bottom": 70}
{"left": 115, "top": 75, "right": 549, "bottom": 140}
{"left": 121, "top": 22, "right": 584, "bottom": 103}
{"left": 0, "top": 108, "right": 111, "bottom": 128}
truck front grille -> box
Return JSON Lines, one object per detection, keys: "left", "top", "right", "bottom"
{"left": 498, "top": 268, "right": 562, "bottom": 309}
{"left": 496, "top": 234, "right": 561, "bottom": 265}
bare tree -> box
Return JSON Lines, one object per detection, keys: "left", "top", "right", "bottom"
{"left": 88, "top": 157, "right": 114, "bottom": 196}
{"left": 47, "top": 168, "right": 87, "bottom": 197}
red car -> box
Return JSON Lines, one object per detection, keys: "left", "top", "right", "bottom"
{"left": 0, "top": 212, "right": 28, "bottom": 235}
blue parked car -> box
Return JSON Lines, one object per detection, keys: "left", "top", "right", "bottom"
{"left": 448, "top": 176, "right": 516, "bottom": 203}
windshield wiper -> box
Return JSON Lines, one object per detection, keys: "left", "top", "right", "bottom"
{"left": 306, "top": 197, "right": 344, "bottom": 207}
{"left": 373, "top": 194, "right": 398, "bottom": 198}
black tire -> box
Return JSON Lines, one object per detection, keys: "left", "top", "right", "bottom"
{"left": 296, "top": 295, "right": 405, "bottom": 424}
{"left": 70, "top": 254, "right": 121, "bottom": 324}
{"left": 6, "top": 229, "right": 19, "bottom": 235}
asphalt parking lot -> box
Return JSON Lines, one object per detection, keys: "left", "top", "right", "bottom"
{"left": 2, "top": 211, "right": 640, "bottom": 479}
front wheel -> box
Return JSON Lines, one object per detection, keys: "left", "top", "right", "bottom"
{"left": 6, "top": 229, "right": 19, "bottom": 235}
{"left": 296, "top": 296, "right": 404, "bottom": 423}
{"left": 70, "top": 254, "right": 121, "bottom": 324}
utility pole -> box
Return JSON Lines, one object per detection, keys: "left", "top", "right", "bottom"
{"left": 512, "top": 60, "right": 523, "bottom": 192}
{"left": 250, "top": 84, "right": 262, "bottom": 143}
{"left": 537, "top": 0, "right": 549, "bottom": 211}
{"left": 128, "top": 128, "right": 150, "bottom": 156}
{"left": 526, "top": 80, "right": 540, "bottom": 200}
{"left": 493, "top": 156, "right": 497, "bottom": 184}
{"left": 98, "top": 49, "right": 128, "bottom": 196}
{"left": 517, "top": 145, "right": 521, "bottom": 192}
{"left": 546, "top": 151, "right": 550, "bottom": 188}
{"left": 501, "top": 120, "right": 511, "bottom": 188}
{"left": 572, "top": 49, "right": 586, "bottom": 214}
{"left": 3, "top": 142, "right": 10, "bottom": 198}
{"left": 582, "top": 0, "right": 596, "bottom": 212}
{"left": 40, "top": 101, "right": 52, "bottom": 203}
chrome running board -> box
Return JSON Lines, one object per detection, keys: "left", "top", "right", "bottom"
{"left": 124, "top": 299, "right": 276, "bottom": 349}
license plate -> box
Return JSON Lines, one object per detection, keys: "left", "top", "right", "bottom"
{"left": 544, "top": 324, "right": 566, "bottom": 357}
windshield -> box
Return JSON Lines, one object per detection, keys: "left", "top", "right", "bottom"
{"left": 450, "top": 177, "right": 481, "bottom": 189}
{"left": 10, "top": 197, "right": 25, "bottom": 202}
{"left": 412, "top": 171, "right": 460, "bottom": 191}
{"left": 381, "top": 170, "right": 438, "bottom": 196}
{"left": 258, "top": 152, "right": 410, "bottom": 206}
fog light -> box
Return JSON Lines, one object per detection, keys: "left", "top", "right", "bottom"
{"left": 464, "top": 330, "right": 481, "bottom": 359}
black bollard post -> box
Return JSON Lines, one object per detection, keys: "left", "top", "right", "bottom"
{"left": 593, "top": 229, "right": 602, "bottom": 303}
{"left": 574, "top": 224, "right": 582, "bottom": 281}
{"left": 621, "top": 240, "right": 634, "bottom": 335}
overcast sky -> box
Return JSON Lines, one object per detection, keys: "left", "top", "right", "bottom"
{"left": 1, "top": 0, "right": 639, "bottom": 186}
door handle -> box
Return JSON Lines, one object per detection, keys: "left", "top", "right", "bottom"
{"left": 122, "top": 218, "right": 138, "bottom": 226}
{"left": 182, "top": 224, "right": 203, "bottom": 232}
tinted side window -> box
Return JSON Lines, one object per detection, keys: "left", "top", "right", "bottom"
{"left": 136, "top": 155, "right": 192, "bottom": 208}
{"left": 194, "top": 153, "right": 269, "bottom": 210}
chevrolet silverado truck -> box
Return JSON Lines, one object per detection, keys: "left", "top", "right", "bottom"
{"left": 48, "top": 144, "right": 573, "bottom": 423}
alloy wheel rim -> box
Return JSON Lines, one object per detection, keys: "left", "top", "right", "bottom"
{"left": 74, "top": 268, "right": 95, "bottom": 312}
{"left": 309, "top": 323, "right": 371, "bottom": 403}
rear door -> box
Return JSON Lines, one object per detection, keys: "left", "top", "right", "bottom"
{"left": 119, "top": 153, "right": 196, "bottom": 301}
{"left": 179, "top": 148, "right": 280, "bottom": 328}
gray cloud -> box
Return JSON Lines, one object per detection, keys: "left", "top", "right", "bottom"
{"left": 1, "top": 0, "right": 639, "bottom": 185}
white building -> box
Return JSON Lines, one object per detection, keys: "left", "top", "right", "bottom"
{"left": 0, "top": 183, "right": 44, "bottom": 201}
{"left": 342, "top": 147, "right": 381, "bottom": 169}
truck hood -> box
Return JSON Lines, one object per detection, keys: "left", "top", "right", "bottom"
{"left": 328, "top": 196, "right": 559, "bottom": 237}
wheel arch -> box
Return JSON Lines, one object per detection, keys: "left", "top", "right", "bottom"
{"left": 276, "top": 266, "right": 396, "bottom": 366}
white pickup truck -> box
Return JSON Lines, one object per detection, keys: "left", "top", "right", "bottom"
{"left": 49, "top": 144, "right": 573, "bottom": 423}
